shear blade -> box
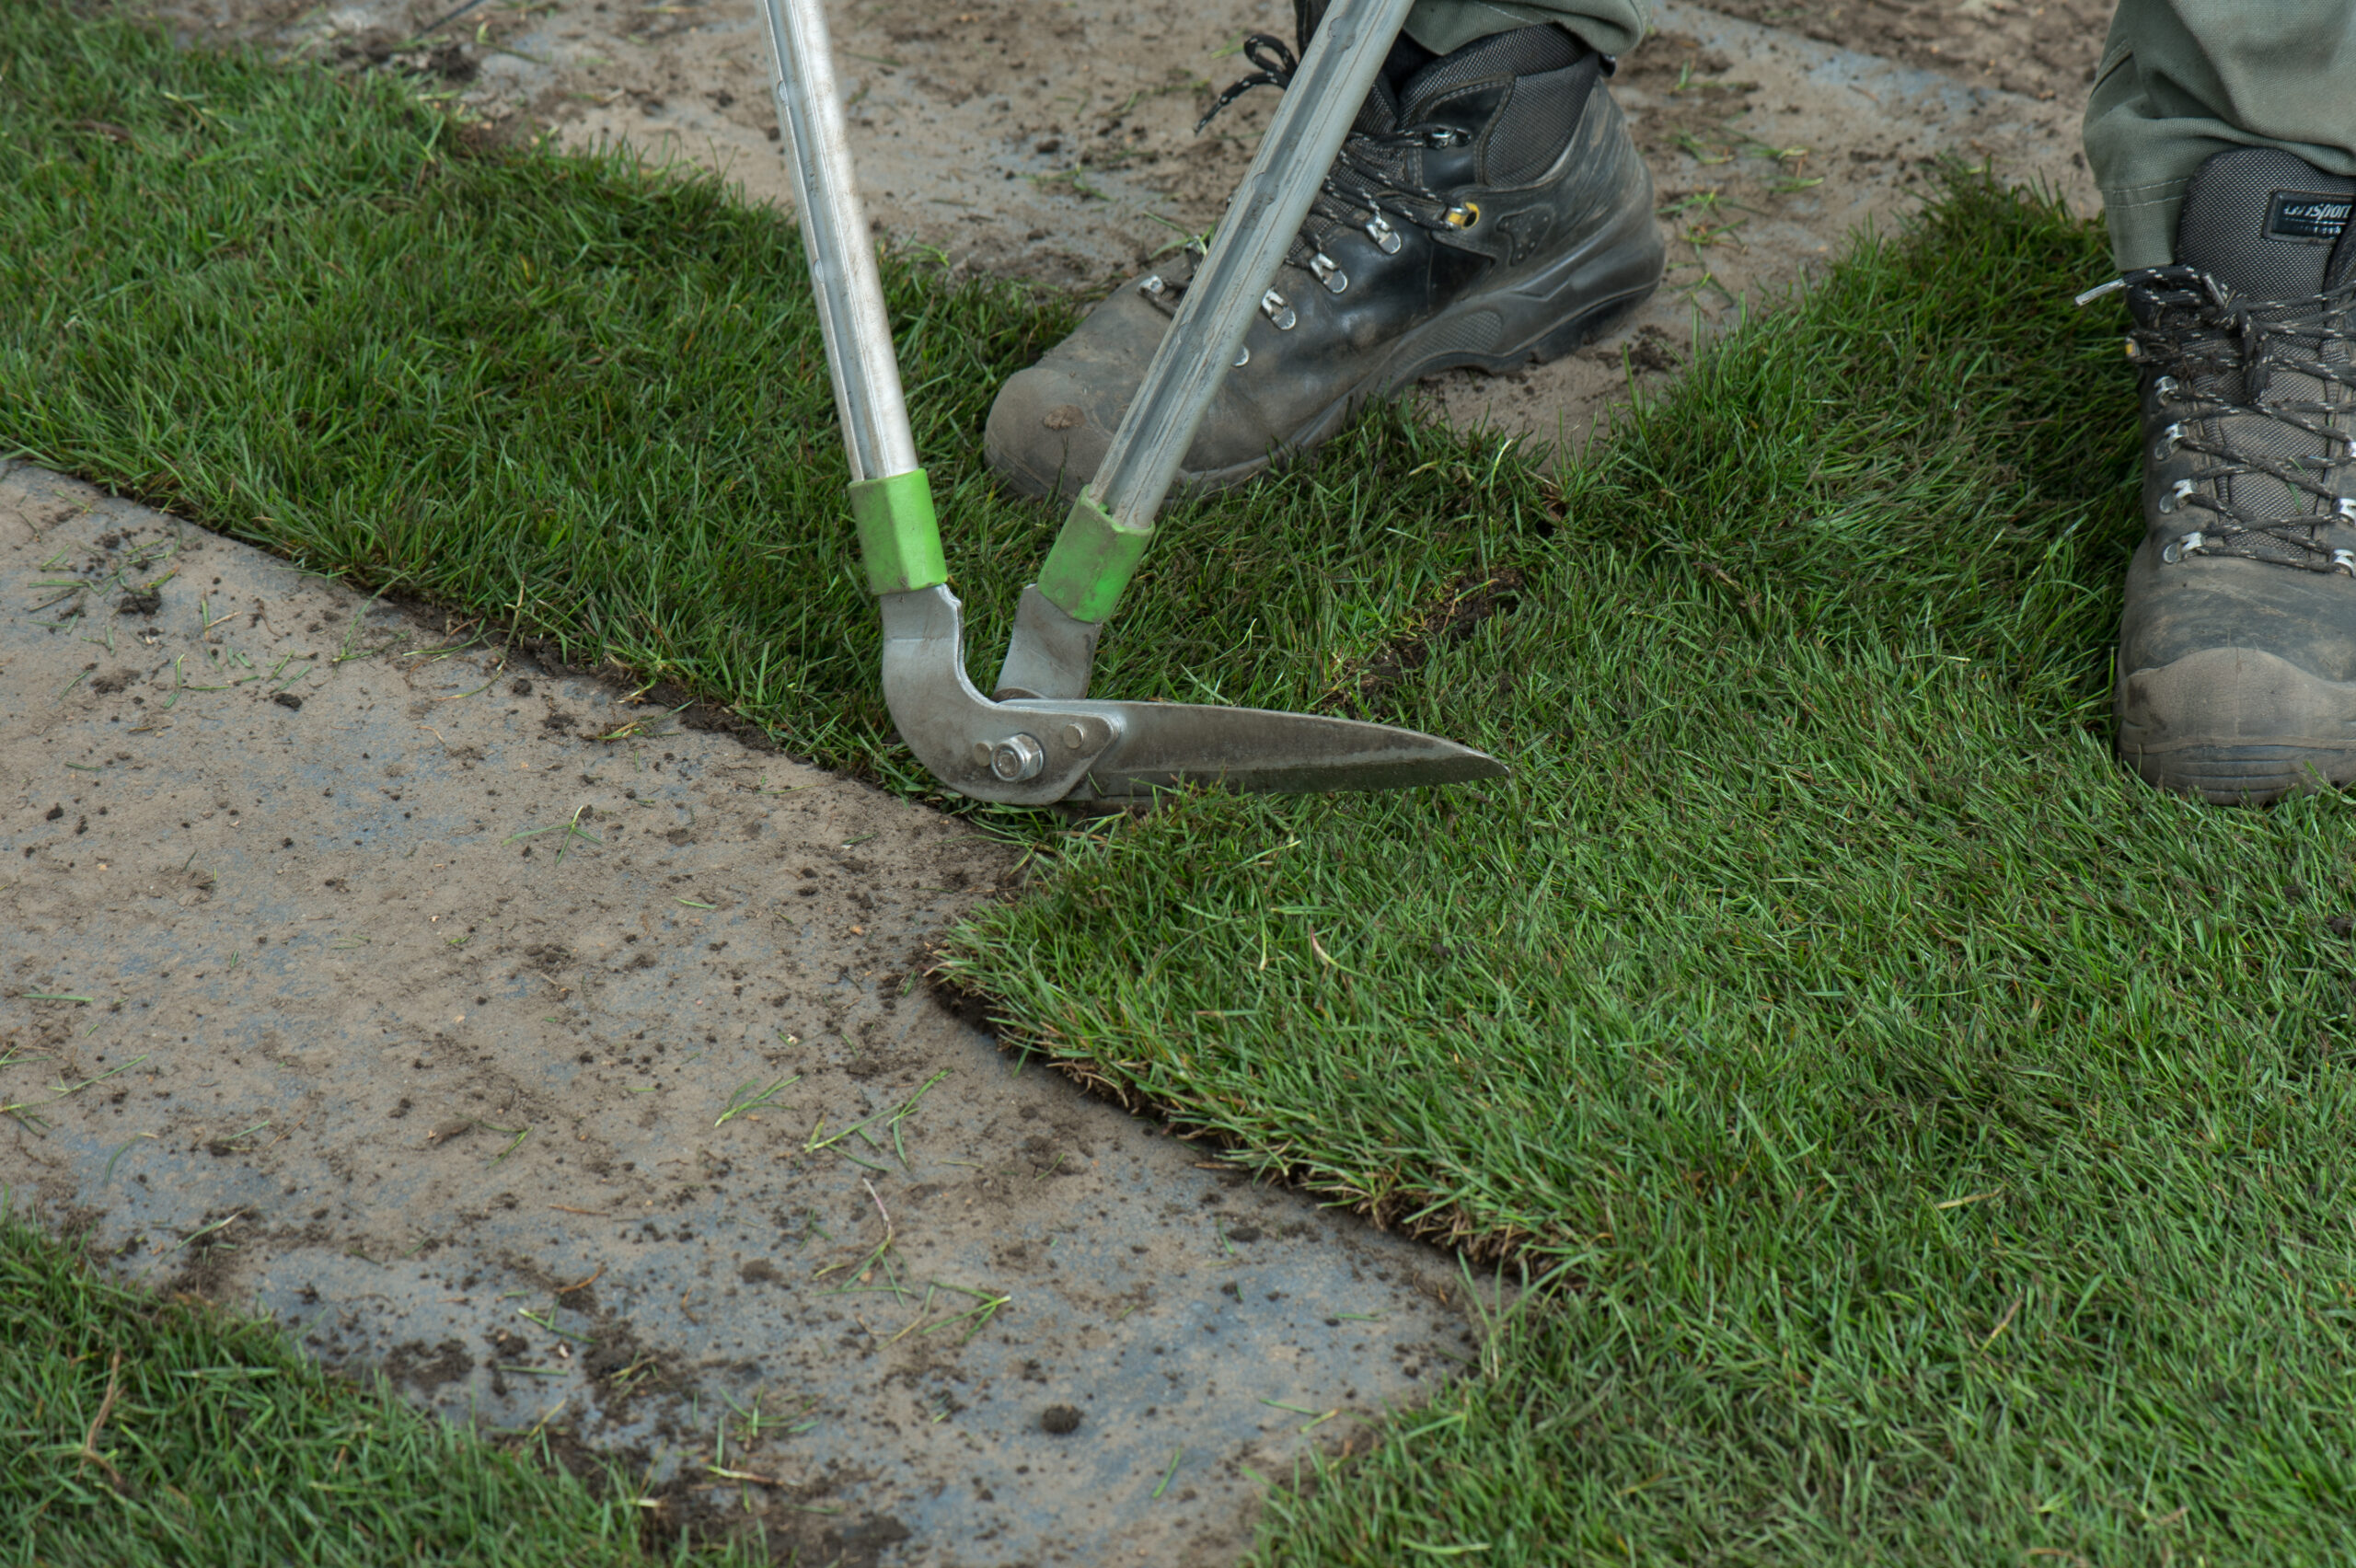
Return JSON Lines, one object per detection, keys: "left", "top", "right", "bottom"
{"left": 1016, "top": 698, "right": 1506, "bottom": 800}
{"left": 880, "top": 584, "right": 1503, "bottom": 805}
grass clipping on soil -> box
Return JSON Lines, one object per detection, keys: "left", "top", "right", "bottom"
{"left": 8, "top": 5, "right": 2356, "bottom": 1562}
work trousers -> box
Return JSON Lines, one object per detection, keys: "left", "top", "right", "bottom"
{"left": 1403, "top": 0, "right": 2356, "bottom": 270}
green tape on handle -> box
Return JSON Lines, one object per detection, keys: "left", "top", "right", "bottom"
{"left": 1037, "top": 492, "right": 1152, "bottom": 626}
{"left": 849, "top": 469, "right": 948, "bottom": 596}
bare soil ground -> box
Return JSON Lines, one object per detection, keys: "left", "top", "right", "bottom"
{"left": 1426, "top": 1, "right": 2096, "bottom": 448}
{"left": 0, "top": 463, "right": 1486, "bottom": 1568}
{"left": 140, "top": 0, "right": 2100, "bottom": 455}
{"left": 1702, "top": 0, "right": 2114, "bottom": 103}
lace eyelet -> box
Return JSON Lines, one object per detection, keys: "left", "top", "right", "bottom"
{"left": 2156, "top": 478, "right": 2195, "bottom": 514}
{"left": 1260, "top": 289, "right": 1297, "bottom": 330}
{"left": 1444, "top": 202, "right": 1480, "bottom": 229}
{"left": 1138, "top": 275, "right": 1166, "bottom": 297}
{"left": 2161, "top": 531, "right": 2206, "bottom": 564}
{"left": 1310, "top": 253, "right": 1347, "bottom": 294}
{"left": 1364, "top": 213, "right": 1401, "bottom": 255}
{"left": 2153, "top": 421, "right": 2183, "bottom": 459}
{"left": 2336, "top": 548, "right": 2356, "bottom": 576}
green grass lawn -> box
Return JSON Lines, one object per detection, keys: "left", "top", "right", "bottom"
{"left": 8, "top": 5, "right": 2356, "bottom": 1565}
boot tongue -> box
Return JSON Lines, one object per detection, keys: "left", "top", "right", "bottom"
{"left": 1351, "top": 72, "right": 1398, "bottom": 135}
{"left": 1397, "top": 23, "right": 1580, "bottom": 123}
{"left": 2175, "top": 147, "right": 2356, "bottom": 298}
{"left": 2166, "top": 150, "right": 2356, "bottom": 540}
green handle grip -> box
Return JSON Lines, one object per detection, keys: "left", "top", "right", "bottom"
{"left": 1037, "top": 492, "right": 1154, "bottom": 626}
{"left": 849, "top": 468, "right": 948, "bottom": 596}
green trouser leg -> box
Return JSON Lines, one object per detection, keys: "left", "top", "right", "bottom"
{"left": 1402, "top": 0, "right": 1646, "bottom": 56}
{"left": 2085, "top": 1, "right": 2356, "bottom": 269}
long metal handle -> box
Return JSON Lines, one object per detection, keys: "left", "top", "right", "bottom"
{"left": 762, "top": 0, "right": 946, "bottom": 596}
{"left": 761, "top": 0, "right": 914, "bottom": 481}
{"left": 1091, "top": 0, "right": 1413, "bottom": 525}
{"left": 1033, "top": 0, "right": 1415, "bottom": 626}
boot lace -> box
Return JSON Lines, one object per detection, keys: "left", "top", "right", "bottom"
{"left": 2113, "top": 266, "right": 2356, "bottom": 575}
{"left": 1170, "top": 0, "right": 1460, "bottom": 298}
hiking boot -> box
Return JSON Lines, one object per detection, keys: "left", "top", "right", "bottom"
{"left": 2113, "top": 148, "right": 2356, "bottom": 803}
{"left": 984, "top": 15, "right": 1664, "bottom": 499}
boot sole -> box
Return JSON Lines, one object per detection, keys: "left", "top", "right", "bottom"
{"left": 2118, "top": 644, "right": 2356, "bottom": 804}
{"left": 1171, "top": 192, "right": 1667, "bottom": 494}
{"left": 2125, "top": 744, "right": 2356, "bottom": 804}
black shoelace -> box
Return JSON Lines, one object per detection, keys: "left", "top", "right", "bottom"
{"left": 1194, "top": 28, "right": 1306, "bottom": 134}
{"left": 2125, "top": 266, "right": 2356, "bottom": 575}
{"left": 1188, "top": 0, "right": 1459, "bottom": 282}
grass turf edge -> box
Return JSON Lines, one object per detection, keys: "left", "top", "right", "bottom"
{"left": 931, "top": 167, "right": 2142, "bottom": 1271}
{"left": 0, "top": 3, "right": 1589, "bottom": 829}
{"left": 933, "top": 179, "right": 2356, "bottom": 1562}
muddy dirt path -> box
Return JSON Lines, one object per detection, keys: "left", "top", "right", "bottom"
{"left": 144, "top": 0, "right": 2100, "bottom": 454}
{"left": 0, "top": 463, "right": 1491, "bottom": 1567}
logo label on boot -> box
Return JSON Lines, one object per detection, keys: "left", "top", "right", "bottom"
{"left": 2267, "top": 190, "right": 2352, "bottom": 243}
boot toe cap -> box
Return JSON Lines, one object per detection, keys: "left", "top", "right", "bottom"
{"left": 2118, "top": 644, "right": 2356, "bottom": 802}
{"left": 985, "top": 363, "right": 1118, "bottom": 502}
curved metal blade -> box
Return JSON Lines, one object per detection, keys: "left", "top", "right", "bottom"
{"left": 880, "top": 585, "right": 1504, "bottom": 806}
{"left": 1035, "top": 700, "right": 1504, "bottom": 800}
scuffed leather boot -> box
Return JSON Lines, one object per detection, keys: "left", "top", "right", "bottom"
{"left": 985, "top": 15, "right": 1663, "bottom": 499}
{"left": 2114, "top": 148, "right": 2356, "bottom": 803}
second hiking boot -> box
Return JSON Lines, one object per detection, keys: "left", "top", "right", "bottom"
{"left": 2114, "top": 147, "right": 2356, "bottom": 802}
{"left": 985, "top": 20, "right": 1665, "bottom": 499}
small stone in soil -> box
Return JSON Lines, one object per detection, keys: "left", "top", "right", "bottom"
{"left": 273, "top": 692, "right": 303, "bottom": 710}
{"left": 1040, "top": 1404, "right": 1081, "bottom": 1435}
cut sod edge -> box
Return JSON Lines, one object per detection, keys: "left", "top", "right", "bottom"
{"left": 922, "top": 966, "right": 1566, "bottom": 1273}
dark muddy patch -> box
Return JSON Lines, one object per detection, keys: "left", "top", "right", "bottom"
{"left": 1319, "top": 568, "right": 1524, "bottom": 720}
